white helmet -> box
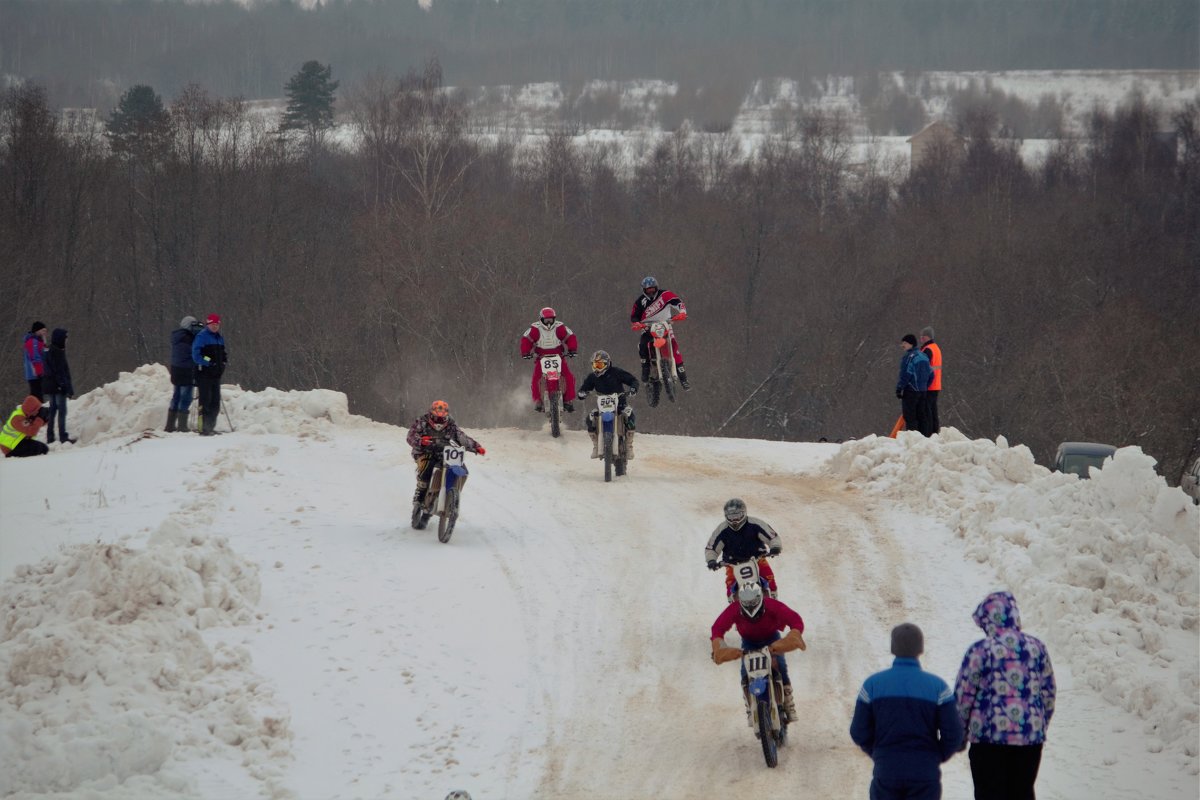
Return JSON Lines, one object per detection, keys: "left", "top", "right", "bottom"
{"left": 724, "top": 498, "right": 747, "bottom": 530}
{"left": 445, "top": 792, "right": 472, "bottom": 800}
{"left": 737, "top": 581, "right": 764, "bottom": 619}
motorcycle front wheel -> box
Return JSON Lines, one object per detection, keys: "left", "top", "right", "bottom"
{"left": 603, "top": 430, "right": 614, "bottom": 483}
{"left": 437, "top": 487, "right": 459, "bottom": 543}
{"left": 549, "top": 390, "right": 561, "bottom": 438}
{"left": 758, "top": 697, "right": 778, "bottom": 768}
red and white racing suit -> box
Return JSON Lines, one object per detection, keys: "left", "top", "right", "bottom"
{"left": 519, "top": 320, "right": 579, "bottom": 403}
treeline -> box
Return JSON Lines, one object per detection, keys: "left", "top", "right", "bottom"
{"left": 2, "top": 0, "right": 1197, "bottom": 107}
{"left": 2, "top": 72, "right": 1198, "bottom": 481}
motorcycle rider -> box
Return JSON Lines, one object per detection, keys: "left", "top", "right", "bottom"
{"left": 705, "top": 498, "right": 781, "bottom": 600}
{"left": 406, "top": 400, "right": 485, "bottom": 508}
{"left": 629, "top": 276, "right": 689, "bottom": 391}
{"left": 711, "top": 581, "right": 805, "bottom": 723}
{"left": 575, "top": 350, "right": 639, "bottom": 460}
{"left": 519, "top": 306, "right": 579, "bottom": 413}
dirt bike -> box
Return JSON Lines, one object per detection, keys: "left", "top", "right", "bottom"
{"left": 410, "top": 442, "right": 470, "bottom": 543}
{"left": 537, "top": 353, "right": 566, "bottom": 438}
{"left": 740, "top": 645, "right": 790, "bottom": 767}
{"left": 595, "top": 392, "right": 631, "bottom": 483}
{"left": 718, "top": 555, "right": 778, "bottom": 604}
{"left": 635, "top": 314, "right": 685, "bottom": 408}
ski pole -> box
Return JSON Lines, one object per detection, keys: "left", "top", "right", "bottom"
{"left": 222, "top": 405, "right": 235, "bottom": 433}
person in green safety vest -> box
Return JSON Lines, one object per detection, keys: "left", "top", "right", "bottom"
{"left": 0, "top": 395, "right": 50, "bottom": 458}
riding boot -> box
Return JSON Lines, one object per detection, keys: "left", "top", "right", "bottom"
{"left": 176, "top": 410, "right": 190, "bottom": 433}
{"left": 677, "top": 366, "right": 691, "bottom": 390}
{"left": 624, "top": 431, "right": 635, "bottom": 460}
{"left": 589, "top": 430, "right": 600, "bottom": 459}
{"left": 783, "top": 685, "right": 797, "bottom": 721}
{"left": 743, "top": 686, "right": 754, "bottom": 729}
{"left": 165, "top": 409, "right": 177, "bottom": 433}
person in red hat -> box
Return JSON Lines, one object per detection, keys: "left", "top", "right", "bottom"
{"left": 0, "top": 395, "right": 50, "bottom": 457}
{"left": 192, "top": 314, "right": 228, "bottom": 436}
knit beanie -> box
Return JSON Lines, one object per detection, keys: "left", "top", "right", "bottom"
{"left": 921, "top": 326, "right": 935, "bottom": 340}
{"left": 31, "top": 321, "right": 46, "bottom": 334}
{"left": 901, "top": 334, "right": 918, "bottom": 347}
{"left": 891, "top": 623, "right": 924, "bottom": 658}
{"left": 180, "top": 315, "right": 198, "bottom": 329}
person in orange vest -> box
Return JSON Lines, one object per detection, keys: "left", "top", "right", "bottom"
{"left": 1, "top": 395, "right": 50, "bottom": 458}
{"left": 919, "top": 327, "right": 942, "bottom": 435}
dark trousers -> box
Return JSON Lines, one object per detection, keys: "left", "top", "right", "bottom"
{"left": 27, "top": 378, "right": 43, "bottom": 401}
{"left": 926, "top": 390, "right": 940, "bottom": 433}
{"left": 6, "top": 437, "right": 49, "bottom": 457}
{"left": 901, "top": 389, "right": 926, "bottom": 434}
{"left": 196, "top": 373, "right": 221, "bottom": 428}
{"left": 47, "top": 392, "right": 68, "bottom": 440}
{"left": 870, "top": 776, "right": 941, "bottom": 800}
{"left": 969, "top": 742, "right": 1043, "bottom": 800}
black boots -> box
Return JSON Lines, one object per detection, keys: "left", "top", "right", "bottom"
{"left": 165, "top": 409, "right": 177, "bottom": 433}
{"left": 176, "top": 410, "right": 190, "bottom": 433}
{"left": 677, "top": 366, "right": 691, "bottom": 390}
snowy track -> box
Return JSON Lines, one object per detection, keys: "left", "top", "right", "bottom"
{"left": 1, "top": 369, "right": 1197, "bottom": 799}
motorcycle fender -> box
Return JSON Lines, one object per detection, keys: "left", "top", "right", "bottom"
{"left": 446, "top": 465, "right": 469, "bottom": 492}
{"left": 748, "top": 676, "right": 769, "bottom": 699}
{"left": 601, "top": 411, "right": 615, "bottom": 433}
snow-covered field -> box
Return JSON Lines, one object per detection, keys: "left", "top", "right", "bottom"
{"left": 1, "top": 366, "right": 1197, "bottom": 799}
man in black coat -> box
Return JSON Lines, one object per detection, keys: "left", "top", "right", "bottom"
{"left": 576, "top": 349, "right": 640, "bottom": 459}
{"left": 43, "top": 328, "right": 75, "bottom": 444}
{"left": 166, "top": 316, "right": 203, "bottom": 432}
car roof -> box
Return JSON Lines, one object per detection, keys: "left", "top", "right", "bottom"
{"left": 1057, "top": 442, "right": 1118, "bottom": 455}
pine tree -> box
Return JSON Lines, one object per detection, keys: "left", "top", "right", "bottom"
{"left": 105, "top": 84, "right": 173, "bottom": 162}
{"left": 280, "top": 60, "right": 339, "bottom": 146}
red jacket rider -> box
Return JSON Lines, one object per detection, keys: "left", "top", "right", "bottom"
{"left": 520, "top": 307, "right": 579, "bottom": 411}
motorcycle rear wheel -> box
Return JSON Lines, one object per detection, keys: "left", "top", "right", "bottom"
{"left": 437, "top": 487, "right": 459, "bottom": 543}
{"left": 411, "top": 497, "right": 430, "bottom": 530}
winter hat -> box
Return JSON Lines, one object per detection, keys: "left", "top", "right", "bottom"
{"left": 21, "top": 395, "right": 42, "bottom": 416}
{"left": 891, "top": 623, "right": 924, "bottom": 658}
{"left": 206, "top": 314, "right": 221, "bottom": 325}
{"left": 921, "top": 326, "right": 935, "bottom": 340}
{"left": 180, "top": 315, "right": 198, "bottom": 329}
{"left": 901, "top": 334, "right": 918, "bottom": 347}
{"left": 30, "top": 321, "right": 46, "bottom": 334}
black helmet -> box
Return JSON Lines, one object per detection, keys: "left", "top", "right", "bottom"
{"left": 724, "top": 498, "right": 747, "bottom": 530}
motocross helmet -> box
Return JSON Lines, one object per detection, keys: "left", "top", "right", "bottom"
{"left": 445, "top": 793, "right": 472, "bottom": 800}
{"left": 737, "top": 581, "right": 765, "bottom": 620}
{"left": 724, "top": 498, "right": 748, "bottom": 530}
{"left": 539, "top": 306, "right": 556, "bottom": 326}
{"left": 591, "top": 350, "right": 611, "bottom": 375}
{"left": 429, "top": 400, "right": 450, "bottom": 430}
{"left": 641, "top": 276, "right": 659, "bottom": 297}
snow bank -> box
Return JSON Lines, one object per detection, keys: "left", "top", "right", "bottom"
{"left": 67, "top": 364, "right": 380, "bottom": 445}
{"left": 828, "top": 429, "right": 1200, "bottom": 768}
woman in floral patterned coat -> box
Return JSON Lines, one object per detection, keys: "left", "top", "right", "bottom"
{"left": 954, "top": 591, "right": 1056, "bottom": 800}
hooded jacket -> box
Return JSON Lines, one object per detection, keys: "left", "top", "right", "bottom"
{"left": 954, "top": 591, "right": 1056, "bottom": 746}
{"left": 23, "top": 331, "right": 46, "bottom": 381}
{"left": 43, "top": 329, "right": 74, "bottom": 395}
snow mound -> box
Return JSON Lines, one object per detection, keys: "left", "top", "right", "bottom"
{"left": 0, "top": 523, "right": 290, "bottom": 798}
{"left": 828, "top": 429, "right": 1200, "bottom": 768}
{"left": 67, "top": 364, "right": 381, "bottom": 446}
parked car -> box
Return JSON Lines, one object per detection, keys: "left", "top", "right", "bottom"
{"left": 1053, "top": 442, "right": 1117, "bottom": 479}
{"left": 1181, "top": 456, "right": 1200, "bottom": 504}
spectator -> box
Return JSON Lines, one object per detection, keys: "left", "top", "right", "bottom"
{"left": 920, "top": 327, "right": 942, "bottom": 434}
{"left": 954, "top": 591, "right": 1056, "bottom": 800}
{"left": 0, "top": 395, "right": 49, "bottom": 458}
{"left": 22, "top": 321, "right": 49, "bottom": 401}
{"left": 192, "top": 314, "right": 227, "bottom": 436}
{"left": 167, "top": 316, "right": 202, "bottom": 433}
{"left": 43, "top": 328, "right": 76, "bottom": 445}
{"left": 896, "top": 334, "right": 932, "bottom": 437}
{"left": 851, "top": 623, "right": 963, "bottom": 800}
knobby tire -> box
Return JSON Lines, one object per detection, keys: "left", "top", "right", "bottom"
{"left": 603, "top": 430, "right": 614, "bottom": 483}
{"left": 758, "top": 697, "right": 778, "bottom": 768}
{"left": 549, "top": 390, "right": 561, "bottom": 438}
{"left": 438, "top": 487, "right": 459, "bottom": 543}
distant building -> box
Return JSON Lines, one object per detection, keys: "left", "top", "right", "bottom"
{"left": 907, "top": 121, "right": 965, "bottom": 173}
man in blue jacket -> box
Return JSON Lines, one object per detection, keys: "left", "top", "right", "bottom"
{"left": 896, "top": 334, "right": 933, "bottom": 437}
{"left": 192, "top": 314, "right": 227, "bottom": 436}
{"left": 851, "top": 623, "right": 963, "bottom": 800}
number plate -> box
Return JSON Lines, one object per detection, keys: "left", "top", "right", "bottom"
{"left": 742, "top": 649, "right": 772, "bottom": 679}
{"left": 443, "top": 445, "right": 465, "bottom": 467}
{"left": 597, "top": 394, "right": 619, "bottom": 413}
{"left": 541, "top": 354, "right": 562, "bottom": 372}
